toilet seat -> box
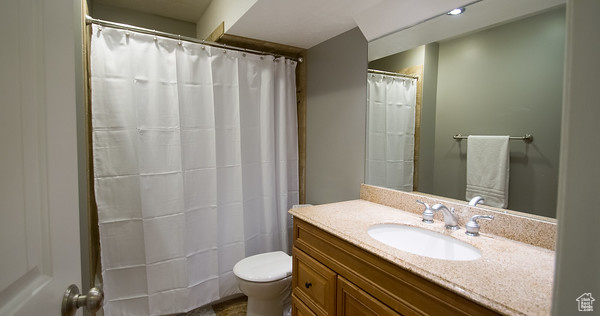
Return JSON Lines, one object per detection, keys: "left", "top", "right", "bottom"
{"left": 233, "top": 251, "right": 292, "bottom": 283}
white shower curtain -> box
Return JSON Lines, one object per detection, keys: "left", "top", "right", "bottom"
{"left": 366, "top": 73, "right": 417, "bottom": 191}
{"left": 90, "top": 25, "right": 299, "bottom": 315}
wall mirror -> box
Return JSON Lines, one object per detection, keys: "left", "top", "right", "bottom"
{"left": 366, "top": 0, "right": 566, "bottom": 219}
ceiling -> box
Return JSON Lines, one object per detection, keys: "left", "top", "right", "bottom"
{"left": 92, "top": 0, "right": 481, "bottom": 49}
{"left": 226, "top": 0, "right": 383, "bottom": 49}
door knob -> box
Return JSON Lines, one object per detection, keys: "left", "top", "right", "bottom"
{"left": 61, "top": 284, "right": 104, "bottom": 316}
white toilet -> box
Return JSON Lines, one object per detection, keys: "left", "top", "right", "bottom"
{"left": 233, "top": 251, "right": 293, "bottom": 316}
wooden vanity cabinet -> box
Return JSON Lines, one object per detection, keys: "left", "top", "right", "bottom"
{"left": 291, "top": 218, "right": 500, "bottom": 316}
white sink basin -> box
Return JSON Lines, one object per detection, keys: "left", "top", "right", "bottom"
{"left": 367, "top": 224, "right": 481, "bottom": 261}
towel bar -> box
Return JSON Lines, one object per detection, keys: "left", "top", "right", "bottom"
{"left": 453, "top": 134, "right": 533, "bottom": 143}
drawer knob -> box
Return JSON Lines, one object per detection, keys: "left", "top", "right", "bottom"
{"left": 304, "top": 282, "right": 312, "bottom": 289}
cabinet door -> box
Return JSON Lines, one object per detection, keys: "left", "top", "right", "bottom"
{"left": 293, "top": 247, "right": 337, "bottom": 316}
{"left": 337, "top": 276, "right": 399, "bottom": 316}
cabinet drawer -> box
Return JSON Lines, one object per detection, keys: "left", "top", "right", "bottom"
{"left": 292, "top": 293, "right": 317, "bottom": 316}
{"left": 338, "top": 276, "right": 399, "bottom": 316}
{"left": 292, "top": 247, "right": 336, "bottom": 316}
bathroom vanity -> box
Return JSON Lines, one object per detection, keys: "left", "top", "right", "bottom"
{"left": 289, "top": 185, "right": 555, "bottom": 315}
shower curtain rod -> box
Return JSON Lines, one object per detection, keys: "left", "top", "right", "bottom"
{"left": 85, "top": 16, "right": 302, "bottom": 62}
{"left": 368, "top": 69, "right": 419, "bottom": 80}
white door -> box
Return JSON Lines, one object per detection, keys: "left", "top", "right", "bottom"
{"left": 0, "top": 0, "right": 84, "bottom": 315}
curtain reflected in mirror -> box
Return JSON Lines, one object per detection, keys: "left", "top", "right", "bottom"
{"left": 366, "top": 71, "right": 417, "bottom": 192}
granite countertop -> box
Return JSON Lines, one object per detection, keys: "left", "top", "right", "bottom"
{"left": 289, "top": 199, "right": 555, "bottom": 316}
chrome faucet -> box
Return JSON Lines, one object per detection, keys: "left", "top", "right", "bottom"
{"left": 468, "top": 196, "right": 485, "bottom": 206}
{"left": 465, "top": 215, "right": 494, "bottom": 236}
{"left": 432, "top": 204, "right": 459, "bottom": 230}
{"left": 416, "top": 200, "right": 435, "bottom": 223}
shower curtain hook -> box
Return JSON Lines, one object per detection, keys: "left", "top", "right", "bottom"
{"left": 177, "top": 35, "right": 182, "bottom": 46}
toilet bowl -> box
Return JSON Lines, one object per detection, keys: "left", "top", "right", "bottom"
{"left": 233, "top": 251, "right": 292, "bottom": 316}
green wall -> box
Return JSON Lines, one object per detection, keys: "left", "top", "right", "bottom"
{"left": 369, "top": 45, "right": 425, "bottom": 70}
{"left": 91, "top": 2, "right": 197, "bottom": 38}
{"left": 306, "top": 28, "right": 368, "bottom": 204}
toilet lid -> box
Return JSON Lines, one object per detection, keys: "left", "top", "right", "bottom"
{"left": 233, "top": 251, "right": 292, "bottom": 282}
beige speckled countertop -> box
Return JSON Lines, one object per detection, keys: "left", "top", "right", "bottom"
{"left": 289, "top": 200, "right": 555, "bottom": 316}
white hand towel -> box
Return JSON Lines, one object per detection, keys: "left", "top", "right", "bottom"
{"left": 466, "top": 135, "right": 510, "bottom": 208}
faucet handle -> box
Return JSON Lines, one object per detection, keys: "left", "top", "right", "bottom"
{"left": 416, "top": 200, "right": 429, "bottom": 208}
{"left": 416, "top": 200, "right": 436, "bottom": 223}
{"left": 465, "top": 215, "right": 494, "bottom": 236}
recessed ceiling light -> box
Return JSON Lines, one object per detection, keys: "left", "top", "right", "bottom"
{"left": 447, "top": 7, "right": 466, "bottom": 15}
